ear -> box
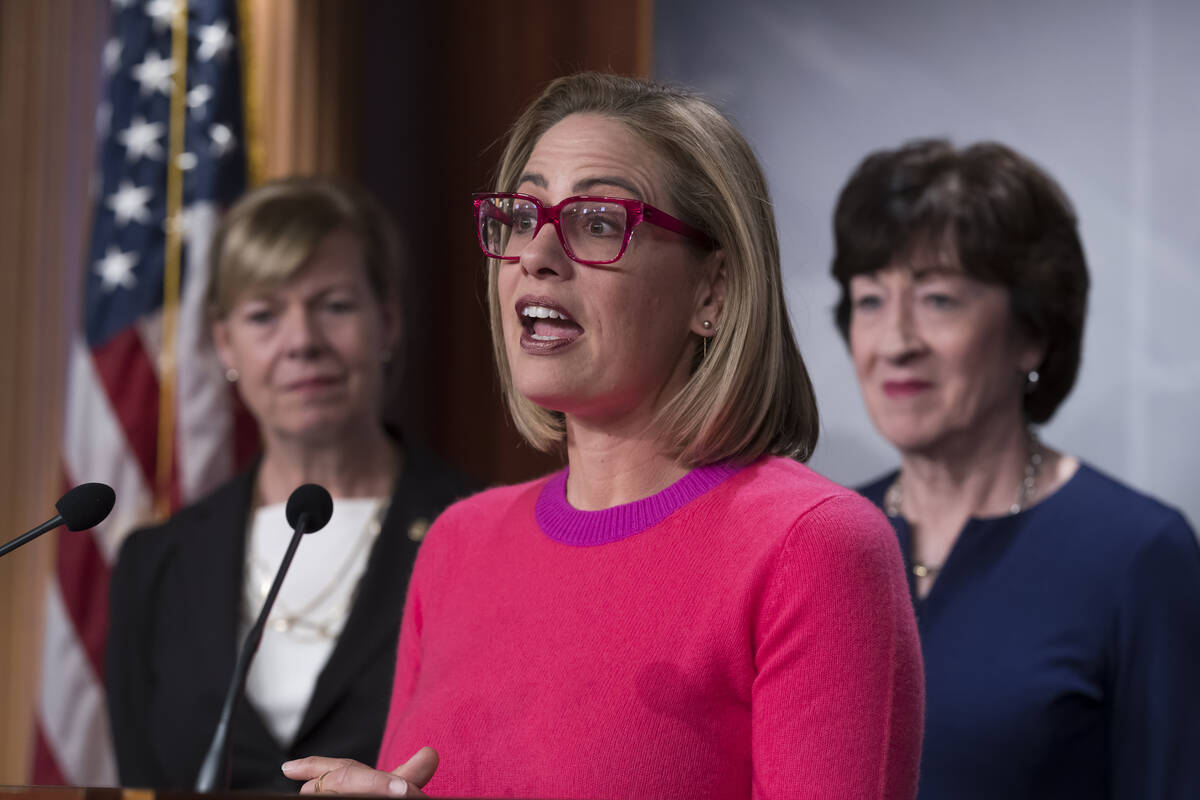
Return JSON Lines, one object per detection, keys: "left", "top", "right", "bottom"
{"left": 211, "top": 319, "right": 236, "bottom": 373}
{"left": 690, "top": 249, "right": 727, "bottom": 336}
{"left": 1014, "top": 327, "right": 1047, "bottom": 376}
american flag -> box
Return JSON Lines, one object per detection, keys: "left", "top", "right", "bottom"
{"left": 34, "top": 0, "right": 257, "bottom": 784}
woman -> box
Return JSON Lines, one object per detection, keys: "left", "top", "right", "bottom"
{"left": 283, "top": 73, "right": 923, "bottom": 799}
{"left": 831, "top": 139, "right": 1200, "bottom": 798}
{"left": 106, "top": 178, "right": 475, "bottom": 790}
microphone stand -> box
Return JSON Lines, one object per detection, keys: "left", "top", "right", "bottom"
{"left": 194, "top": 511, "right": 313, "bottom": 792}
{"left": 0, "top": 516, "right": 65, "bottom": 558}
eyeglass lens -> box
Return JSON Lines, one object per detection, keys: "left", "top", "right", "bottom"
{"left": 479, "top": 196, "right": 630, "bottom": 263}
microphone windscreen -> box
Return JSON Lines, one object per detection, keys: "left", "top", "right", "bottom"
{"left": 56, "top": 483, "right": 116, "bottom": 532}
{"left": 285, "top": 483, "right": 334, "bottom": 533}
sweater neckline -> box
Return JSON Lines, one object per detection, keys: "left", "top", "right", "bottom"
{"left": 535, "top": 461, "right": 743, "bottom": 546}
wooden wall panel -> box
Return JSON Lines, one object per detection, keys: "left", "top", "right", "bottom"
{"left": 0, "top": 0, "right": 106, "bottom": 783}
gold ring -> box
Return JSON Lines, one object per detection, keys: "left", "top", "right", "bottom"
{"left": 315, "top": 770, "right": 333, "bottom": 793}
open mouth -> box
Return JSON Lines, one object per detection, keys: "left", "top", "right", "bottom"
{"left": 516, "top": 298, "right": 584, "bottom": 351}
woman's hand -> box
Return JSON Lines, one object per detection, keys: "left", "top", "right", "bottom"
{"left": 282, "top": 747, "right": 440, "bottom": 797}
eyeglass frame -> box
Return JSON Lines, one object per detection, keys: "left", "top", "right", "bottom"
{"left": 472, "top": 192, "right": 716, "bottom": 266}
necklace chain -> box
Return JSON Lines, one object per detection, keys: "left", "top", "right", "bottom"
{"left": 886, "top": 433, "right": 1043, "bottom": 580}
{"left": 243, "top": 498, "right": 390, "bottom": 641}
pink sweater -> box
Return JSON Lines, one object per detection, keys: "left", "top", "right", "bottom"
{"left": 378, "top": 457, "right": 922, "bottom": 799}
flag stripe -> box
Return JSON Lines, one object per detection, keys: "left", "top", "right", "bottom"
{"left": 38, "top": 580, "right": 119, "bottom": 786}
{"left": 32, "top": 724, "right": 68, "bottom": 786}
{"left": 63, "top": 340, "right": 154, "bottom": 563}
{"left": 90, "top": 327, "right": 163, "bottom": 493}
{"left": 54, "top": 515, "right": 113, "bottom": 683}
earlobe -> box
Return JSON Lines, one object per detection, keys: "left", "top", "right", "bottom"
{"left": 691, "top": 250, "right": 727, "bottom": 336}
{"left": 211, "top": 320, "right": 236, "bottom": 373}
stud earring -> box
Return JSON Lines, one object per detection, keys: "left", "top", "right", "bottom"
{"left": 225, "top": 368, "right": 239, "bottom": 383}
{"left": 1024, "top": 369, "right": 1039, "bottom": 393}
{"left": 702, "top": 320, "right": 713, "bottom": 330}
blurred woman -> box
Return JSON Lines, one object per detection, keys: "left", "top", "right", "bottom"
{"left": 283, "top": 73, "right": 923, "bottom": 800}
{"left": 831, "top": 139, "right": 1200, "bottom": 799}
{"left": 106, "top": 178, "right": 475, "bottom": 790}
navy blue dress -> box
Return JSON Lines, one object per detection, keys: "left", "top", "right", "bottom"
{"left": 860, "top": 463, "right": 1200, "bottom": 799}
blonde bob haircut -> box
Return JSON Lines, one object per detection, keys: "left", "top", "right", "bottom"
{"left": 487, "top": 72, "right": 819, "bottom": 465}
{"left": 206, "top": 176, "right": 400, "bottom": 320}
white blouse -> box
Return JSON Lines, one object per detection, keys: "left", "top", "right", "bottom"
{"left": 240, "top": 496, "right": 385, "bottom": 746}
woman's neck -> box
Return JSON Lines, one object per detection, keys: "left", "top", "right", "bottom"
{"left": 256, "top": 425, "right": 398, "bottom": 506}
{"left": 900, "top": 425, "right": 1031, "bottom": 526}
{"left": 563, "top": 415, "right": 689, "bottom": 511}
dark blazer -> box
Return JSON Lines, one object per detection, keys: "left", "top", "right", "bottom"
{"left": 106, "top": 440, "right": 476, "bottom": 790}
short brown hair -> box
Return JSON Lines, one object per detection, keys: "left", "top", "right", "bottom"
{"left": 830, "top": 139, "right": 1090, "bottom": 423}
{"left": 207, "top": 177, "right": 401, "bottom": 320}
{"left": 486, "top": 72, "right": 819, "bottom": 465}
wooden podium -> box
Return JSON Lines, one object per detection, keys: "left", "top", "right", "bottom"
{"left": 1, "top": 789, "right": 283, "bottom": 800}
{"left": 0, "top": 788, "right": 553, "bottom": 800}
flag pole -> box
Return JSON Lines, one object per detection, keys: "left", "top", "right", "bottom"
{"left": 157, "top": 0, "right": 190, "bottom": 519}
{"left": 237, "top": 0, "right": 265, "bottom": 187}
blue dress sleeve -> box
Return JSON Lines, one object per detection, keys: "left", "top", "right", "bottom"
{"left": 1108, "top": 511, "right": 1200, "bottom": 799}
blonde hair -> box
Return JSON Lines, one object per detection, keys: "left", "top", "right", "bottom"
{"left": 206, "top": 177, "right": 401, "bottom": 320}
{"left": 486, "top": 73, "right": 818, "bottom": 465}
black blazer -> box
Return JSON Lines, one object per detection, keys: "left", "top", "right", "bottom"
{"left": 106, "top": 440, "right": 476, "bottom": 790}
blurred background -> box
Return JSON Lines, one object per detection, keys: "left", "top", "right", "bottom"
{"left": 0, "top": 0, "right": 1195, "bottom": 785}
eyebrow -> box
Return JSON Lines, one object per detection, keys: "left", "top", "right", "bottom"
{"left": 911, "top": 266, "right": 964, "bottom": 281}
{"left": 515, "top": 172, "right": 645, "bottom": 201}
{"left": 518, "top": 172, "right": 547, "bottom": 189}
{"left": 572, "top": 176, "right": 643, "bottom": 200}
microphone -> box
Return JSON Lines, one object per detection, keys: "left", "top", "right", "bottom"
{"left": 194, "top": 483, "right": 334, "bottom": 792}
{"left": 0, "top": 483, "right": 115, "bottom": 558}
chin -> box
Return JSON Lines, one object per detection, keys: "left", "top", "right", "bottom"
{"left": 277, "top": 412, "right": 359, "bottom": 446}
{"left": 869, "top": 413, "right": 949, "bottom": 456}
{"left": 513, "top": 382, "right": 580, "bottom": 415}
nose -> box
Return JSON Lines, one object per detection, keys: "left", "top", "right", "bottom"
{"left": 879, "top": 298, "right": 925, "bottom": 363}
{"left": 279, "top": 304, "right": 324, "bottom": 359}
{"left": 518, "top": 221, "right": 573, "bottom": 279}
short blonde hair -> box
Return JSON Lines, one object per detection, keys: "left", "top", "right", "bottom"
{"left": 207, "top": 177, "right": 400, "bottom": 320}
{"left": 486, "top": 73, "right": 819, "bottom": 465}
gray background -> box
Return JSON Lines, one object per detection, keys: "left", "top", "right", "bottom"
{"left": 657, "top": 0, "right": 1199, "bottom": 525}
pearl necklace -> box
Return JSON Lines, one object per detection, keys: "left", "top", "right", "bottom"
{"left": 885, "top": 435, "right": 1044, "bottom": 580}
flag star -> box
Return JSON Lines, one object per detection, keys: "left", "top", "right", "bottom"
{"left": 107, "top": 180, "right": 154, "bottom": 226}
{"left": 209, "top": 123, "right": 236, "bottom": 156}
{"left": 145, "top": 0, "right": 181, "bottom": 32}
{"left": 103, "top": 38, "right": 123, "bottom": 73}
{"left": 131, "top": 51, "right": 175, "bottom": 96}
{"left": 187, "top": 84, "right": 213, "bottom": 113}
{"left": 95, "top": 246, "right": 139, "bottom": 291}
{"left": 176, "top": 152, "right": 197, "bottom": 170}
{"left": 116, "top": 116, "right": 166, "bottom": 162}
{"left": 196, "top": 20, "right": 233, "bottom": 61}
{"left": 112, "top": 0, "right": 136, "bottom": 9}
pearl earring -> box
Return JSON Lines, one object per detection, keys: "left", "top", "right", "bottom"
{"left": 225, "top": 368, "right": 239, "bottom": 383}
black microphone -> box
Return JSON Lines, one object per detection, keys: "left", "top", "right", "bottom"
{"left": 194, "top": 483, "right": 334, "bottom": 792}
{"left": 0, "top": 483, "right": 116, "bottom": 558}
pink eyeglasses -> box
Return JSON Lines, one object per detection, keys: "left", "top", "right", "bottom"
{"left": 473, "top": 192, "right": 715, "bottom": 266}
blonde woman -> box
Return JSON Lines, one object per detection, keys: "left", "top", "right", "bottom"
{"left": 285, "top": 74, "right": 923, "bottom": 800}
{"left": 107, "top": 178, "right": 474, "bottom": 790}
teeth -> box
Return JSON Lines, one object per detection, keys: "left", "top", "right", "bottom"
{"left": 521, "top": 304, "right": 569, "bottom": 321}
